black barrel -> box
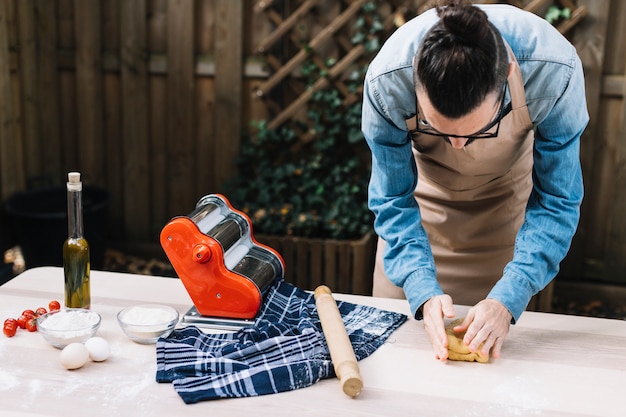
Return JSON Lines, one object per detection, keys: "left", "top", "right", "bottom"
{"left": 5, "top": 186, "right": 109, "bottom": 269}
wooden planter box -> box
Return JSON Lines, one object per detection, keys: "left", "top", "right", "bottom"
{"left": 256, "top": 232, "right": 376, "bottom": 295}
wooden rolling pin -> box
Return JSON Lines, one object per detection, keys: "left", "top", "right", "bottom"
{"left": 314, "top": 285, "right": 363, "bottom": 398}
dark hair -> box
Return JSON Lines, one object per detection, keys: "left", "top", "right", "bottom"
{"left": 414, "top": 0, "right": 508, "bottom": 118}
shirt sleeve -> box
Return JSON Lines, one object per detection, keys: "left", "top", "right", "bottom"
{"left": 487, "top": 50, "right": 588, "bottom": 322}
{"left": 361, "top": 74, "right": 443, "bottom": 318}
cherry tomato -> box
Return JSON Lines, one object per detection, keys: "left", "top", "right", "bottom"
{"left": 17, "top": 315, "right": 27, "bottom": 329}
{"left": 25, "top": 318, "right": 37, "bottom": 332}
{"left": 48, "top": 300, "right": 61, "bottom": 312}
{"left": 4, "top": 318, "right": 17, "bottom": 327}
{"left": 22, "top": 309, "right": 35, "bottom": 319}
{"left": 3, "top": 323, "right": 17, "bottom": 337}
{"left": 35, "top": 307, "right": 47, "bottom": 317}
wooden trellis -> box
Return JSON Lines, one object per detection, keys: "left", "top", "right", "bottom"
{"left": 252, "top": 0, "right": 428, "bottom": 132}
{"left": 525, "top": 0, "right": 587, "bottom": 33}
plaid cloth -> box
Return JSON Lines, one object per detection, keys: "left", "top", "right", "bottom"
{"left": 156, "top": 281, "right": 407, "bottom": 403}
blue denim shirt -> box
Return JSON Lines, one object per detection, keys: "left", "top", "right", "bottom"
{"left": 361, "top": 5, "right": 588, "bottom": 322}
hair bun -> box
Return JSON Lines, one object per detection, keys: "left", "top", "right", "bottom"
{"left": 436, "top": 2, "right": 490, "bottom": 45}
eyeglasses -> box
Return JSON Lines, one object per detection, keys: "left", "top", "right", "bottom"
{"left": 410, "top": 83, "right": 512, "bottom": 141}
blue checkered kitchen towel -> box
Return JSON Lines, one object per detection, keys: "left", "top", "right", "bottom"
{"left": 156, "top": 281, "right": 407, "bottom": 403}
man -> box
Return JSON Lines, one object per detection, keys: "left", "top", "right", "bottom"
{"left": 361, "top": 1, "right": 587, "bottom": 361}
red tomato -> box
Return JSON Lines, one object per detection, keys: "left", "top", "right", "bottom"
{"left": 35, "top": 307, "right": 47, "bottom": 317}
{"left": 48, "top": 300, "right": 61, "bottom": 312}
{"left": 22, "top": 309, "right": 35, "bottom": 319}
{"left": 25, "top": 318, "right": 37, "bottom": 332}
{"left": 3, "top": 322, "right": 17, "bottom": 337}
{"left": 4, "top": 318, "right": 17, "bottom": 327}
{"left": 16, "top": 315, "right": 27, "bottom": 329}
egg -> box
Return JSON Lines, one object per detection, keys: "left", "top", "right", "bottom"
{"left": 84, "top": 337, "right": 110, "bottom": 362}
{"left": 60, "top": 342, "right": 90, "bottom": 370}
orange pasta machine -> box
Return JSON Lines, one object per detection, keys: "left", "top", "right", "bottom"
{"left": 160, "top": 194, "right": 285, "bottom": 329}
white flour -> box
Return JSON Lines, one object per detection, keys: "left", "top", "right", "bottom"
{"left": 0, "top": 368, "right": 19, "bottom": 390}
{"left": 42, "top": 310, "right": 99, "bottom": 330}
{"left": 121, "top": 306, "right": 176, "bottom": 325}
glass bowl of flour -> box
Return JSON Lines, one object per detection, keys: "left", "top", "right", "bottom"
{"left": 117, "top": 304, "right": 179, "bottom": 344}
{"left": 37, "top": 308, "right": 101, "bottom": 349}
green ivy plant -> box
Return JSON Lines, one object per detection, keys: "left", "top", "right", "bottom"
{"left": 545, "top": 5, "right": 571, "bottom": 24}
{"left": 227, "top": 2, "right": 384, "bottom": 240}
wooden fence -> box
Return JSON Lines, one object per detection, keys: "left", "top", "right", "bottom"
{"left": 0, "top": 0, "right": 624, "bottom": 284}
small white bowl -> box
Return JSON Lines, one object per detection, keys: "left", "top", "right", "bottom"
{"left": 37, "top": 308, "right": 101, "bottom": 349}
{"left": 117, "top": 304, "right": 179, "bottom": 344}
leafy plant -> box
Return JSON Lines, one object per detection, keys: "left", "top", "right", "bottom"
{"left": 227, "top": 2, "right": 385, "bottom": 240}
{"left": 545, "top": 5, "right": 571, "bottom": 24}
{"left": 228, "top": 86, "right": 372, "bottom": 239}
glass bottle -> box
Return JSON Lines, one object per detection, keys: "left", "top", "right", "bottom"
{"left": 63, "top": 172, "right": 91, "bottom": 308}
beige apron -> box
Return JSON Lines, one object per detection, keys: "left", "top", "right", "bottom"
{"left": 373, "top": 54, "right": 534, "bottom": 306}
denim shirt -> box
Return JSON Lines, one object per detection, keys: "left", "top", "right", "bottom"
{"left": 361, "top": 5, "right": 588, "bottom": 322}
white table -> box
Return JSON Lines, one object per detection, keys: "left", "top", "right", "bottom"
{"left": 0, "top": 267, "right": 624, "bottom": 417}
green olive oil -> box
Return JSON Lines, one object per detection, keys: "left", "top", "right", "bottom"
{"left": 63, "top": 172, "right": 91, "bottom": 308}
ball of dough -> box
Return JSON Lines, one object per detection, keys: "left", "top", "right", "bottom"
{"left": 84, "top": 337, "right": 111, "bottom": 362}
{"left": 445, "top": 318, "right": 489, "bottom": 363}
{"left": 60, "top": 342, "right": 90, "bottom": 370}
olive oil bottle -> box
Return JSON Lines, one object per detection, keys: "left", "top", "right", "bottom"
{"left": 63, "top": 172, "right": 91, "bottom": 308}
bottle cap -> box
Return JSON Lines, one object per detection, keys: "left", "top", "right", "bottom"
{"left": 68, "top": 172, "right": 80, "bottom": 183}
{"left": 67, "top": 172, "right": 82, "bottom": 191}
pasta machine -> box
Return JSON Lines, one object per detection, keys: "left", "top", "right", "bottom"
{"left": 160, "top": 194, "right": 285, "bottom": 329}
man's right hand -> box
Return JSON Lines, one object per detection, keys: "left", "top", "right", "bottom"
{"left": 422, "top": 294, "right": 456, "bottom": 362}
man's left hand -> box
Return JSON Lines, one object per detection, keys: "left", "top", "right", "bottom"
{"left": 452, "top": 299, "right": 512, "bottom": 359}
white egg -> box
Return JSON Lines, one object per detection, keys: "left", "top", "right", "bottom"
{"left": 84, "top": 337, "right": 110, "bottom": 362}
{"left": 60, "top": 343, "right": 90, "bottom": 370}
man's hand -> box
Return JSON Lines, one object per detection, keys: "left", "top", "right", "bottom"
{"left": 452, "top": 299, "right": 512, "bottom": 359}
{"left": 422, "top": 294, "right": 456, "bottom": 362}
